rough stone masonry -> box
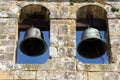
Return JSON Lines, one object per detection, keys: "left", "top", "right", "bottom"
{"left": 0, "top": 0, "right": 120, "bottom": 80}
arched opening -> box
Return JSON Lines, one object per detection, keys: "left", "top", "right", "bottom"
{"left": 17, "top": 4, "right": 50, "bottom": 64}
{"left": 76, "top": 5, "right": 109, "bottom": 64}
{"left": 19, "top": 4, "right": 50, "bottom": 31}
{"left": 77, "top": 5, "right": 107, "bottom": 30}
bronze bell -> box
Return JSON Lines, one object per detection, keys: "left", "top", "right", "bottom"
{"left": 77, "top": 28, "right": 107, "bottom": 59}
{"left": 20, "top": 27, "right": 47, "bottom": 57}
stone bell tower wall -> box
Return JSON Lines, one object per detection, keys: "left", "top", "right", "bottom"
{"left": 0, "top": 0, "right": 120, "bottom": 79}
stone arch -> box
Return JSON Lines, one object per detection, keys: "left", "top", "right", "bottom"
{"left": 76, "top": 5, "right": 108, "bottom": 30}
{"left": 18, "top": 4, "right": 50, "bottom": 30}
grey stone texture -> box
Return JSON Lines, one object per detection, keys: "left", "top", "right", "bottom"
{"left": 0, "top": 0, "right": 120, "bottom": 80}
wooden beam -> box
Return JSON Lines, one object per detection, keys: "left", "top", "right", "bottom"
{"left": 76, "top": 19, "right": 107, "bottom": 30}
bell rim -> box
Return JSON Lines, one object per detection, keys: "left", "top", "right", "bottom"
{"left": 77, "top": 38, "right": 107, "bottom": 59}
{"left": 20, "top": 37, "right": 47, "bottom": 57}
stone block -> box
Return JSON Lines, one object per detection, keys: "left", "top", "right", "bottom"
{"left": 36, "top": 71, "right": 47, "bottom": 80}
{"left": 88, "top": 72, "right": 103, "bottom": 80}
{"left": 50, "top": 23, "right": 58, "bottom": 35}
{"left": 0, "top": 0, "right": 13, "bottom": 6}
{"left": 58, "top": 47, "right": 67, "bottom": 57}
{"left": 50, "top": 35, "right": 59, "bottom": 46}
{"left": 59, "top": 6, "right": 69, "bottom": 18}
{"left": 0, "top": 54, "right": 14, "bottom": 61}
{"left": 55, "top": 57, "right": 76, "bottom": 71}
{"left": 111, "top": 48, "right": 120, "bottom": 54}
{"left": 14, "top": 70, "right": 36, "bottom": 79}
{"left": 50, "top": 6, "right": 59, "bottom": 18}
{"left": 76, "top": 72, "right": 87, "bottom": 80}
{"left": 85, "top": 64, "right": 112, "bottom": 72}
{"left": 0, "top": 3, "right": 19, "bottom": 18}
{"left": 0, "top": 61, "right": 15, "bottom": 71}
{"left": 0, "top": 35, "right": 7, "bottom": 39}
{"left": 69, "top": 6, "right": 76, "bottom": 18}
{"left": 0, "top": 71, "right": 14, "bottom": 79}
{"left": 65, "top": 61, "right": 76, "bottom": 71}
{"left": 111, "top": 54, "right": 120, "bottom": 63}
{"left": 1, "top": 40, "right": 15, "bottom": 45}
{"left": 66, "top": 48, "right": 76, "bottom": 57}
{"left": 22, "top": 58, "right": 55, "bottom": 71}
{"left": 103, "top": 72, "right": 120, "bottom": 80}
{"left": 58, "top": 24, "right": 69, "bottom": 35}
{"left": 64, "top": 72, "right": 76, "bottom": 80}
{"left": 58, "top": 36, "right": 75, "bottom": 47}
{"left": 0, "top": 27, "right": 16, "bottom": 34}
{"left": 55, "top": 60, "right": 66, "bottom": 71}
{"left": 109, "top": 54, "right": 118, "bottom": 63}
{"left": 38, "top": 58, "right": 55, "bottom": 70}
{"left": 76, "top": 62, "right": 86, "bottom": 71}
{"left": 6, "top": 46, "right": 15, "bottom": 53}
{"left": 50, "top": 47, "right": 58, "bottom": 57}
{"left": 8, "top": 35, "right": 16, "bottom": 40}
{"left": 0, "top": 46, "right": 5, "bottom": 53}
{"left": 47, "top": 71, "right": 65, "bottom": 80}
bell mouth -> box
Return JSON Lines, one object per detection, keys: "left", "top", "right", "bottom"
{"left": 20, "top": 37, "right": 47, "bottom": 57}
{"left": 77, "top": 38, "right": 107, "bottom": 59}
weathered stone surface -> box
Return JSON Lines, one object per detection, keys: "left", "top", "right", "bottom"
{"left": 0, "top": 46, "right": 5, "bottom": 53}
{"left": 0, "top": 1, "right": 120, "bottom": 80}
{"left": 36, "top": 71, "right": 47, "bottom": 79}
{"left": 50, "top": 34, "right": 59, "bottom": 46}
{"left": 0, "top": 19, "right": 17, "bottom": 39}
{"left": 55, "top": 59, "right": 66, "bottom": 71}
{"left": 47, "top": 71, "right": 64, "bottom": 80}
{"left": 103, "top": 72, "right": 120, "bottom": 80}
{"left": 67, "top": 48, "right": 76, "bottom": 57}
{"left": 65, "top": 61, "right": 76, "bottom": 71}
{"left": 14, "top": 70, "right": 36, "bottom": 79}
{"left": 0, "top": 40, "right": 15, "bottom": 45}
{"left": 58, "top": 36, "right": 75, "bottom": 47}
{"left": 77, "top": 62, "right": 86, "bottom": 71}
{"left": 22, "top": 58, "right": 55, "bottom": 70}
{"left": 64, "top": 72, "right": 76, "bottom": 80}
{"left": 50, "top": 23, "right": 58, "bottom": 35}
{"left": 55, "top": 57, "right": 76, "bottom": 71}
{"left": 111, "top": 48, "right": 120, "bottom": 54}
{"left": 85, "top": 64, "right": 112, "bottom": 71}
{"left": 59, "top": 24, "right": 69, "bottom": 35}
{"left": 6, "top": 47, "right": 15, "bottom": 53}
{"left": 110, "top": 40, "right": 120, "bottom": 48}
{"left": 0, "top": 54, "right": 14, "bottom": 61}
{"left": 59, "top": 6, "right": 69, "bottom": 18}
{"left": 0, "top": 0, "right": 13, "bottom": 6}
{"left": 110, "top": 54, "right": 118, "bottom": 63}
{"left": 76, "top": 72, "right": 87, "bottom": 80}
{"left": 0, "top": 35, "right": 7, "bottom": 39}
{"left": 0, "top": 71, "right": 14, "bottom": 79}
{"left": 50, "top": 47, "right": 58, "bottom": 57}
{"left": 58, "top": 47, "right": 67, "bottom": 57}
{"left": 50, "top": 6, "right": 59, "bottom": 18}
{"left": 8, "top": 35, "right": 16, "bottom": 40}
{"left": 88, "top": 72, "right": 103, "bottom": 80}
{"left": 0, "top": 27, "right": 16, "bottom": 34}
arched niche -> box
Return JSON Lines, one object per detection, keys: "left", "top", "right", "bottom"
{"left": 76, "top": 5, "right": 109, "bottom": 63}
{"left": 76, "top": 5, "right": 108, "bottom": 31}
{"left": 16, "top": 4, "right": 50, "bottom": 64}
{"left": 19, "top": 4, "right": 50, "bottom": 31}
